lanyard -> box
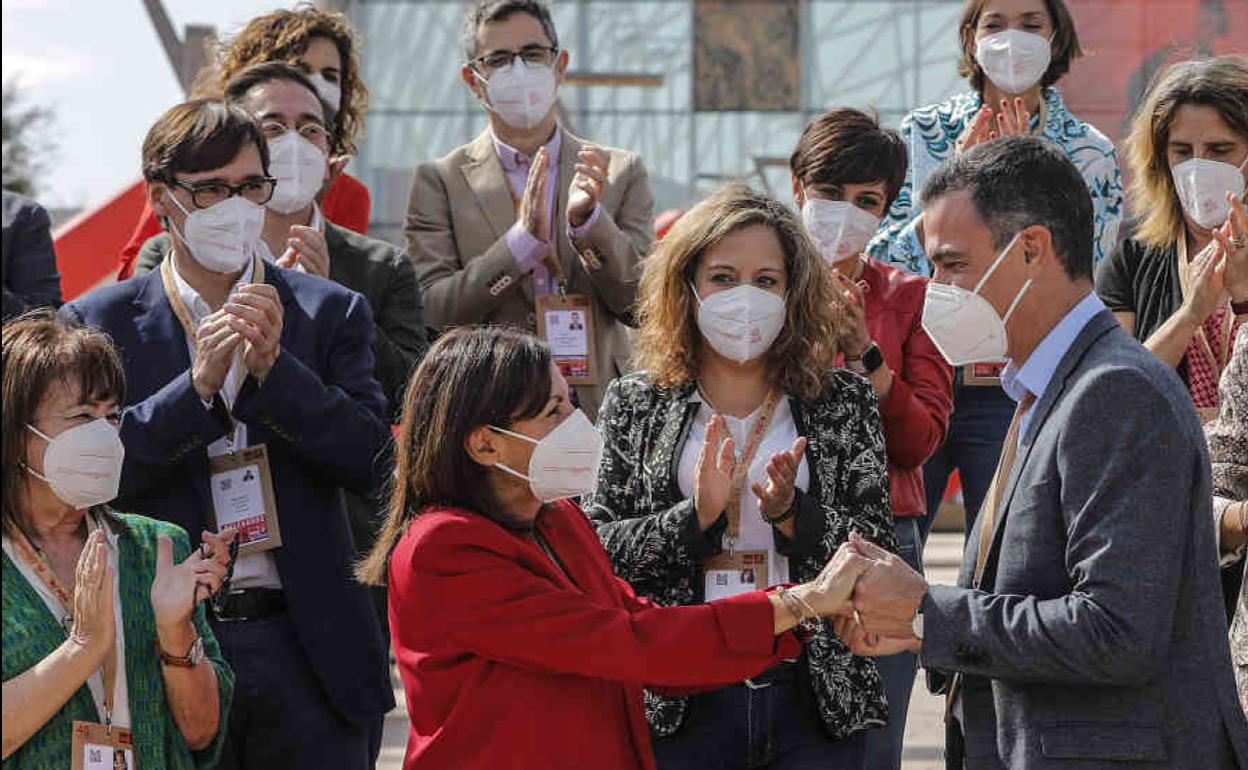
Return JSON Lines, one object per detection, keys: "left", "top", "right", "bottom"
{"left": 160, "top": 254, "right": 265, "bottom": 454}
{"left": 12, "top": 518, "right": 118, "bottom": 729}
{"left": 699, "top": 390, "right": 783, "bottom": 549}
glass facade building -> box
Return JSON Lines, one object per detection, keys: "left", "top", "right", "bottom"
{"left": 344, "top": 0, "right": 968, "bottom": 246}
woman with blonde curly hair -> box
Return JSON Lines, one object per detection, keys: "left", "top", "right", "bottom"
{"left": 585, "top": 183, "right": 895, "bottom": 769}
{"left": 117, "top": 3, "right": 372, "bottom": 279}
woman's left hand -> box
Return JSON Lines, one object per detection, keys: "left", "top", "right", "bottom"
{"left": 1216, "top": 193, "right": 1248, "bottom": 303}
{"left": 752, "top": 436, "right": 807, "bottom": 522}
{"left": 150, "top": 530, "right": 234, "bottom": 631}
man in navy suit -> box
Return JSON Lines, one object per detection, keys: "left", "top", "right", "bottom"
{"left": 63, "top": 99, "right": 392, "bottom": 770}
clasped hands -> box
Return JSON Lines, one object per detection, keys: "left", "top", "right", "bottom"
{"left": 806, "top": 533, "right": 929, "bottom": 657}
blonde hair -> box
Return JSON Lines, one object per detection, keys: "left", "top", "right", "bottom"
{"left": 635, "top": 183, "right": 843, "bottom": 402}
{"left": 1125, "top": 55, "right": 1248, "bottom": 249}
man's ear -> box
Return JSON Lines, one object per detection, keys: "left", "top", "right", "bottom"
{"left": 555, "top": 48, "right": 570, "bottom": 85}
{"left": 148, "top": 181, "right": 171, "bottom": 220}
{"left": 1020, "top": 225, "right": 1055, "bottom": 271}
{"left": 461, "top": 64, "right": 485, "bottom": 99}
{"left": 464, "top": 425, "right": 500, "bottom": 467}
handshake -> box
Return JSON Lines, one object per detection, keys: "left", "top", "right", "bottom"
{"left": 792, "top": 533, "right": 929, "bottom": 657}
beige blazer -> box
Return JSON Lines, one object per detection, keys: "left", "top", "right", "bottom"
{"left": 404, "top": 127, "right": 654, "bottom": 417}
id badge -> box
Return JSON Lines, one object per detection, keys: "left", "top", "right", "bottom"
{"left": 208, "top": 444, "right": 281, "bottom": 556}
{"left": 536, "top": 293, "right": 598, "bottom": 385}
{"left": 703, "top": 551, "right": 769, "bottom": 602}
{"left": 963, "top": 361, "right": 1005, "bottom": 387}
{"left": 71, "top": 721, "right": 135, "bottom": 770}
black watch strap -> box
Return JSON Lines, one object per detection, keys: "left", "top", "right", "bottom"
{"left": 861, "top": 342, "right": 885, "bottom": 375}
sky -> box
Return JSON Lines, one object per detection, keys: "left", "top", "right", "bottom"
{"left": 2, "top": 0, "right": 289, "bottom": 210}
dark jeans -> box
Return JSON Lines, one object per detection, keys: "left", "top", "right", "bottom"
{"left": 652, "top": 674, "right": 868, "bottom": 770}
{"left": 210, "top": 614, "right": 383, "bottom": 770}
{"left": 920, "top": 374, "right": 1015, "bottom": 541}
{"left": 864, "top": 517, "right": 924, "bottom": 770}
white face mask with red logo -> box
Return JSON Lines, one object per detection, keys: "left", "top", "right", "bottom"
{"left": 476, "top": 59, "right": 558, "bottom": 130}
{"left": 490, "top": 409, "right": 603, "bottom": 503}
{"left": 691, "top": 283, "right": 787, "bottom": 364}
{"left": 1171, "top": 155, "right": 1248, "bottom": 230}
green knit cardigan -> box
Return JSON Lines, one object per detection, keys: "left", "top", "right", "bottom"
{"left": 2, "top": 511, "right": 233, "bottom": 769}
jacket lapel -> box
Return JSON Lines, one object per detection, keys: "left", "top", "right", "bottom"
{"left": 981, "top": 311, "right": 1121, "bottom": 586}
{"left": 460, "top": 130, "right": 518, "bottom": 244}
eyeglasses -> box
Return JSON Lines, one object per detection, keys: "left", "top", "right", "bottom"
{"left": 259, "top": 120, "right": 332, "bottom": 147}
{"left": 171, "top": 176, "right": 277, "bottom": 209}
{"left": 473, "top": 45, "right": 558, "bottom": 73}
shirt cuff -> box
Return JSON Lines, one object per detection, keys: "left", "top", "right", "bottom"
{"left": 1216, "top": 497, "right": 1246, "bottom": 568}
{"left": 506, "top": 221, "right": 552, "bottom": 272}
{"left": 568, "top": 203, "right": 602, "bottom": 241}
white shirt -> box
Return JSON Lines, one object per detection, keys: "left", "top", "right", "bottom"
{"left": 677, "top": 392, "right": 810, "bottom": 588}
{"left": 2, "top": 512, "right": 130, "bottom": 728}
{"left": 170, "top": 255, "right": 282, "bottom": 590}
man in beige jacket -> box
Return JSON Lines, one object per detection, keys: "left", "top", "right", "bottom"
{"left": 405, "top": 0, "right": 654, "bottom": 418}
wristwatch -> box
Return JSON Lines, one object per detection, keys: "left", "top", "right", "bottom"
{"left": 846, "top": 342, "right": 885, "bottom": 376}
{"left": 157, "top": 635, "right": 205, "bottom": 668}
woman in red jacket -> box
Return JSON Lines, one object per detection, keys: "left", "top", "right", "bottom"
{"left": 117, "top": 6, "right": 371, "bottom": 279}
{"left": 790, "top": 108, "right": 953, "bottom": 770}
{"left": 357, "top": 326, "right": 873, "bottom": 770}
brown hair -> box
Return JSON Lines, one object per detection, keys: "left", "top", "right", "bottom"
{"left": 356, "top": 327, "right": 554, "bottom": 586}
{"left": 213, "top": 4, "right": 367, "bottom": 155}
{"left": 142, "top": 98, "right": 269, "bottom": 184}
{"left": 2, "top": 312, "right": 126, "bottom": 538}
{"left": 635, "top": 183, "right": 843, "bottom": 402}
{"left": 790, "top": 108, "right": 909, "bottom": 209}
{"left": 956, "top": 0, "right": 1083, "bottom": 95}
{"left": 1125, "top": 55, "right": 1248, "bottom": 249}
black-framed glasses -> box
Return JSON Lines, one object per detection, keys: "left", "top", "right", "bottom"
{"left": 171, "top": 176, "right": 277, "bottom": 209}
{"left": 473, "top": 45, "right": 558, "bottom": 73}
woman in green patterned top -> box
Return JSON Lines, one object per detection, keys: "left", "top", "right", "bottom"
{"left": 1, "top": 313, "right": 235, "bottom": 768}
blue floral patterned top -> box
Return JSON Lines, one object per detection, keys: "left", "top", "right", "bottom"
{"left": 867, "top": 88, "right": 1124, "bottom": 276}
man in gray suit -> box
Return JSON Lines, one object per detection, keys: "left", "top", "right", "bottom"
{"left": 833, "top": 136, "right": 1248, "bottom": 768}
{"left": 404, "top": 0, "right": 653, "bottom": 419}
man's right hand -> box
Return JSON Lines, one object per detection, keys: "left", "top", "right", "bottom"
{"left": 518, "top": 147, "right": 551, "bottom": 244}
{"left": 192, "top": 310, "right": 244, "bottom": 402}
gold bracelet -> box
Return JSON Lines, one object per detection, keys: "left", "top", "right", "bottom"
{"left": 1238, "top": 501, "right": 1247, "bottom": 536}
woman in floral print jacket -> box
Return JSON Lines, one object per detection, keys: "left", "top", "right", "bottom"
{"left": 585, "top": 184, "right": 895, "bottom": 769}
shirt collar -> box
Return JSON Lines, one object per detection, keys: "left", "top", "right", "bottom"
{"left": 169, "top": 253, "right": 256, "bottom": 325}
{"left": 1001, "top": 292, "right": 1104, "bottom": 404}
{"left": 493, "top": 127, "right": 561, "bottom": 174}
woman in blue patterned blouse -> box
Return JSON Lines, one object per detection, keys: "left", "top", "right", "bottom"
{"left": 1, "top": 313, "right": 235, "bottom": 769}
{"left": 867, "top": 0, "right": 1123, "bottom": 276}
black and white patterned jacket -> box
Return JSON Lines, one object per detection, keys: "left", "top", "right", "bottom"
{"left": 584, "top": 370, "right": 897, "bottom": 741}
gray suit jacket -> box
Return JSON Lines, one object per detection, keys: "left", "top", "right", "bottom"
{"left": 921, "top": 310, "right": 1248, "bottom": 768}
{"left": 404, "top": 127, "right": 654, "bottom": 418}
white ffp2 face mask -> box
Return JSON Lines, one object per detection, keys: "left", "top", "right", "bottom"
{"left": 490, "top": 409, "right": 603, "bottom": 503}
{"left": 801, "top": 197, "right": 882, "bottom": 264}
{"left": 307, "top": 72, "right": 342, "bottom": 113}
{"left": 476, "top": 59, "right": 558, "bottom": 130}
{"left": 921, "top": 232, "right": 1032, "bottom": 366}
{"left": 975, "top": 29, "right": 1052, "bottom": 95}
{"left": 26, "top": 419, "right": 125, "bottom": 510}
{"left": 267, "top": 131, "right": 328, "bottom": 215}
{"left": 1171, "top": 155, "right": 1248, "bottom": 230}
{"left": 692, "top": 283, "right": 787, "bottom": 364}
{"left": 167, "top": 193, "right": 264, "bottom": 274}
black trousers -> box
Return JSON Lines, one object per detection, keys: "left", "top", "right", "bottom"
{"left": 210, "top": 614, "right": 384, "bottom": 770}
{"left": 945, "top": 716, "right": 966, "bottom": 770}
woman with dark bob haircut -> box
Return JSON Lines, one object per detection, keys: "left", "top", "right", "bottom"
{"left": 359, "top": 325, "right": 873, "bottom": 770}
{"left": 1, "top": 312, "right": 235, "bottom": 769}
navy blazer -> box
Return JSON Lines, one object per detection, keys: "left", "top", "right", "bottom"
{"left": 62, "top": 263, "right": 394, "bottom": 726}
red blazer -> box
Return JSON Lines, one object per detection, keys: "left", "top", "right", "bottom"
{"left": 115, "top": 171, "right": 372, "bottom": 280}
{"left": 855, "top": 258, "right": 953, "bottom": 518}
{"left": 387, "top": 499, "right": 799, "bottom": 770}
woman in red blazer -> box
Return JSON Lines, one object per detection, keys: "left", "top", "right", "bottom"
{"left": 790, "top": 108, "right": 954, "bottom": 770}
{"left": 357, "top": 327, "right": 873, "bottom": 770}
{"left": 117, "top": 6, "right": 371, "bottom": 279}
